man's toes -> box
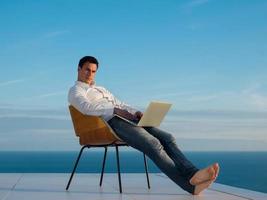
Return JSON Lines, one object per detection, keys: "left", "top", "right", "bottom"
{"left": 212, "top": 163, "right": 220, "bottom": 178}
{"left": 206, "top": 165, "right": 216, "bottom": 179}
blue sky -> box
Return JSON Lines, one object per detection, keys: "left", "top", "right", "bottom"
{"left": 0, "top": 0, "right": 267, "bottom": 151}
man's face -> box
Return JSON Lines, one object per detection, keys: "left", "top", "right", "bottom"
{"left": 78, "top": 62, "right": 97, "bottom": 84}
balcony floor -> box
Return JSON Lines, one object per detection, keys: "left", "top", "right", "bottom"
{"left": 0, "top": 173, "right": 266, "bottom": 200}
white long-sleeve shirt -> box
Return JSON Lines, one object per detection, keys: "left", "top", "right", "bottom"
{"left": 68, "top": 81, "right": 137, "bottom": 121}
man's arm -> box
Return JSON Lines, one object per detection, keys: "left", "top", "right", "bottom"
{"left": 97, "top": 87, "right": 143, "bottom": 121}
{"left": 102, "top": 87, "right": 139, "bottom": 115}
{"left": 68, "top": 87, "right": 114, "bottom": 117}
{"left": 113, "top": 107, "right": 143, "bottom": 121}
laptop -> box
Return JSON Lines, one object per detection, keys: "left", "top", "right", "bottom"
{"left": 115, "top": 101, "right": 172, "bottom": 127}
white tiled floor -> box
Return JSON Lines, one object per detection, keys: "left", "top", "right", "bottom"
{"left": 0, "top": 173, "right": 266, "bottom": 200}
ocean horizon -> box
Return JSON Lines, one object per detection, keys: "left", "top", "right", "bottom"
{"left": 0, "top": 151, "right": 266, "bottom": 193}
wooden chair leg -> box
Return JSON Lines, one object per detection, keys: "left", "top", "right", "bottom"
{"left": 66, "top": 145, "right": 88, "bottom": 190}
{"left": 143, "top": 153, "right": 150, "bottom": 189}
{"left": 115, "top": 145, "right": 122, "bottom": 193}
{"left": 99, "top": 147, "right": 108, "bottom": 186}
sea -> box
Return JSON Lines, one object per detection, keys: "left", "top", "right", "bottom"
{"left": 0, "top": 151, "right": 266, "bottom": 193}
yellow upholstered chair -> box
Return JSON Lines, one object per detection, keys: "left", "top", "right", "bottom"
{"left": 66, "top": 105, "right": 150, "bottom": 193}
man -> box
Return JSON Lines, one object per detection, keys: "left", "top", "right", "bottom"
{"left": 68, "top": 56, "right": 220, "bottom": 195}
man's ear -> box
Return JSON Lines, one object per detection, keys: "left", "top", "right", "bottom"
{"left": 78, "top": 66, "right": 81, "bottom": 71}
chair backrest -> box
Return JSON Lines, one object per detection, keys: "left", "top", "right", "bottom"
{"left": 69, "top": 105, "right": 121, "bottom": 145}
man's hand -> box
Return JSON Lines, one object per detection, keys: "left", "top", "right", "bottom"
{"left": 134, "top": 111, "right": 143, "bottom": 120}
{"left": 114, "top": 107, "right": 136, "bottom": 121}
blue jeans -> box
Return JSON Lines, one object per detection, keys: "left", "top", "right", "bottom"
{"left": 108, "top": 116, "right": 199, "bottom": 194}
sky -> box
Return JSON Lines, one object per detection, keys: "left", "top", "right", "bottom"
{"left": 0, "top": 0, "right": 267, "bottom": 151}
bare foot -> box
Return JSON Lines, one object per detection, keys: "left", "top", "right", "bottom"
{"left": 193, "top": 180, "right": 214, "bottom": 195}
{"left": 190, "top": 163, "right": 219, "bottom": 185}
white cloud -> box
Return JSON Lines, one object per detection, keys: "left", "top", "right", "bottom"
{"left": 127, "top": 87, "right": 267, "bottom": 111}
{"left": 43, "top": 30, "right": 70, "bottom": 38}
{"left": 6, "top": 30, "right": 70, "bottom": 51}
{"left": 180, "top": 0, "right": 211, "bottom": 15}
{"left": 37, "top": 91, "right": 66, "bottom": 98}
{"left": 20, "top": 91, "right": 66, "bottom": 102}
{"left": 249, "top": 94, "right": 267, "bottom": 110}
{"left": 241, "top": 82, "right": 267, "bottom": 110}
{"left": 0, "top": 113, "right": 69, "bottom": 120}
{"left": 0, "top": 105, "right": 266, "bottom": 151}
{"left": 241, "top": 82, "right": 262, "bottom": 95}
{"left": 164, "top": 83, "right": 267, "bottom": 111}
{"left": 161, "top": 115, "right": 267, "bottom": 142}
{"left": 0, "top": 79, "right": 25, "bottom": 87}
{"left": 187, "top": 94, "right": 221, "bottom": 102}
{"left": 186, "top": 0, "right": 211, "bottom": 8}
{"left": 20, "top": 128, "right": 72, "bottom": 136}
{"left": 149, "top": 91, "right": 201, "bottom": 99}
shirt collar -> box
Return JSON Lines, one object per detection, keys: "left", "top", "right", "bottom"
{"left": 76, "top": 80, "right": 96, "bottom": 88}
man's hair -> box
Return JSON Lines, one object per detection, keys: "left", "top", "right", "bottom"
{"left": 78, "top": 56, "right": 99, "bottom": 69}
